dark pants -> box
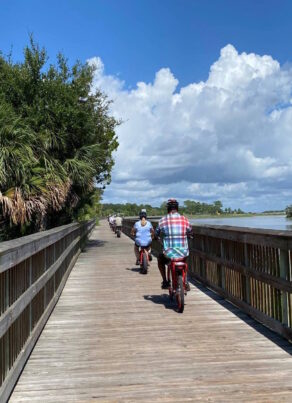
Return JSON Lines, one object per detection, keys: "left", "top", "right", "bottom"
{"left": 134, "top": 242, "right": 152, "bottom": 261}
{"left": 158, "top": 253, "right": 170, "bottom": 266}
{"left": 157, "top": 253, "right": 170, "bottom": 282}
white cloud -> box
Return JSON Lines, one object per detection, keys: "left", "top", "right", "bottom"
{"left": 88, "top": 44, "right": 292, "bottom": 211}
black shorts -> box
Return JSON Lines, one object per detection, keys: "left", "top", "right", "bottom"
{"left": 158, "top": 253, "right": 171, "bottom": 266}
{"left": 135, "top": 242, "right": 152, "bottom": 248}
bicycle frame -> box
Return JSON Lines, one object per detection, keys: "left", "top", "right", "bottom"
{"left": 116, "top": 225, "right": 122, "bottom": 237}
{"left": 139, "top": 246, "right": 149, "bottom": 265}
{"left": 167, "top": 259, "right": 188, "bottom": 296}
{"left": 139, "top": 246, "right": 150, "bottom": 274}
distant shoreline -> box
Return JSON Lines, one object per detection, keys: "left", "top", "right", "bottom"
{"left": 186, "top": 212, "right": 286, "bottom": 219}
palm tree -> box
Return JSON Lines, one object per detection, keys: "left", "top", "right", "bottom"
{"left": 0, "top": 103, "right": 70, "bottom": 230}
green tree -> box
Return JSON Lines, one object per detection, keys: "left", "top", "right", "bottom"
{"left": 100, "top": 199, "right": 239, "bottom": 218}
{"left": 285, "top": 205, "right": 292, "bottom": 217}
{"left": 213, "top": 200, "right": 223, "bottom": 214}
{"left": 0, "top": 38, "right": 119, "bottom": 239}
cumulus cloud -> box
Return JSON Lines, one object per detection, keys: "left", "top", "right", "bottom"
{"left": 88, "top": 45, "right": 292, "bottom": 211}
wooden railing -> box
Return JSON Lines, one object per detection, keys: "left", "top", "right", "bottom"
{"left": 122, "top": 218, "right": 292, "bottom": 341}
{"left": 0, "top": 220, "right": 95, "bottom": 402}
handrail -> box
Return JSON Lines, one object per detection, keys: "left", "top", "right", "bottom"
{"left": 0, "top": 220, "right": 95, "bottom": 402}
{"left": 0, "top": 222, "right": 81, "bottom": 272}
{"left": 122, "top": 218, "right": 292, "bottom": 342}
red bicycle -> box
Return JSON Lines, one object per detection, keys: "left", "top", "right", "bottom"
{"left": 139, "top": 246, "right": 150, "bottom": 274}
{"left": 115, "top": 225, "right": 122, "bottom": 238}
{"left": 167, "top": 258, "right": 188, "bottom": 313}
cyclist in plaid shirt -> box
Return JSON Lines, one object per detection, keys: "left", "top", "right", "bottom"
{"left": 155, "top": 199, "right": 193, "bottom": 289}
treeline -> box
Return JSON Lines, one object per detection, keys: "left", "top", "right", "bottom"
{"left": 286, "top": 205, "right": 292, "bottom": 217}
{"left": 0, "top": 38, "right": 118, "bottom": 240}
{"left": 101, "top": 200, "right": 244, "bottom": 217}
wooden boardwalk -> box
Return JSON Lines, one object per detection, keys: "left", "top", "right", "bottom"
{"left": 10, "top": 221, "right": 292, "bottom": 402}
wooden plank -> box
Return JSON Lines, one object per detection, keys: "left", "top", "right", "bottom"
{"left": 0, "top": 224, "right": 79, "bottom": 273}
{"left": 0, "top": 236, "right": 80, "bottom": 339}
{"left": 0, "top": 246, "right": 81, "bottom": 403}
{"left": 191, "top": 248, "right": 292, "bottom": 293}
{"left": 9, "top": 221, "right": 292, "bottom": 402}
{"left": 0, "top": 220, "right": 95, "bottom": 273}
{"left": 193, "top": 272, "right": 292, "bottom": 341}
{"left": 0, "top": 220, "right": 94, "bottom": 401}
{"left": 191, "top": 224, "right": 292, "bottom": 249}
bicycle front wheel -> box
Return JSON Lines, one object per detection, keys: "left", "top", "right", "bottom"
{"left": 176, "top": 274, "right": 184, "bottom": 313}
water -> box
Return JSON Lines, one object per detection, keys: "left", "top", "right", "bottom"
{"left": 190, "top": 214, "right": 292, "bottom": 231}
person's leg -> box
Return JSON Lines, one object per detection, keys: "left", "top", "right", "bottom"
{"left": 185, "top": 262, "right": 191, "bottom": 291}
{"left": 158, "top": 254, "right": 170, "bottom": 288}
{"left": 134, "top": 244, "right": 140, "bottom": 264}
{"left": 157, "top": 253, "right": 166, "bottom": 281}
{"left": 147, "top": 243, "right": 152, "bottom": 261}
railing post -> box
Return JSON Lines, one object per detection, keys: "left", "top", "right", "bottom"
{"left": 44, "top": 248, "right": 47, "bottom": 308}
{"left": 279, "top": 249, "right": 290, "bottom": 326}
{"left": 220, "top": 240, "right": 225, "bottom": 290}
{"left": 53, "top": 243, "right": 56, "bottom": 292}
{"left": 5, "top": 271, "right": 9, "bottom": 311}
{"left": 244, "top": 244, "right": 251, "bottom": 305}
{"left": 29, "top": 256, "right": 32, "bottom": 332}
{"left": 200, "top": 237, "right": 206, "bottom": 278}
{"left": 5, "top": 271, "right": 9, "bottom": 377}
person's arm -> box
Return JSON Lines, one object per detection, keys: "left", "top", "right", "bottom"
{"left": 154, "top": 223, "right": 161, "bottom": 240}
{"left": 149, "top": 223, "right": 155, "bottom": 239}
{"left": 131, "top": 223, "right": 137, "bottom": 237}
{"left": 186, "top": 219, "right": 193, "bottom": 238}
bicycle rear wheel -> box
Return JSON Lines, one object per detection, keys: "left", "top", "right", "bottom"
{"left": 176, "top": 274, "right": 184, "bottom": 313}
{"left": 142, "top": 251, "right": 148, "bottom": 274}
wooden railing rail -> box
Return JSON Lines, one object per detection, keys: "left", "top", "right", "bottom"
{"left": 0, "top": 220, "right": 95, "bottom": 402}
{"left": 122, "top": 218, "right": 292, "bottom": 341}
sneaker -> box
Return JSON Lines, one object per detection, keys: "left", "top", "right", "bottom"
{"left": 149, "top": 254, "right": 153, "bottom": 261}
{"left": 161, "top": 280, "right": 170, "bottom": 289}
{"left": 135, "top": 259, "right": 139, "bottom": 265}
{"left": 185, "top": 282, "right": 191, "bottom": 291}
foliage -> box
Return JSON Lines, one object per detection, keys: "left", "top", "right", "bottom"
{"left": 285, "top": 205, "right": 292, "bottom": 218}
{"left": 74, "top": 188, "right": 102, "bottom": 223}
{"left": 0, "top": 38, "right": 118, "bottom": 240}
{"left": 101, "top": 200, "right": 243, "bottom": 217}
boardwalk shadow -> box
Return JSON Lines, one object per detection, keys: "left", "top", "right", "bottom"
{"left": 190, "top": 278, "right": 292, "bottom": 355}
{"left": 82, "top": 239, "right": 107, "bottom": 251}
{"left": 126, "top": 267, "right": 141, "bottom": 273}
{"left": 126, "top": 267, "right": 150, "bottom": 275}
{"left": 144, "top": 294, "right": 176, "bottom": 311}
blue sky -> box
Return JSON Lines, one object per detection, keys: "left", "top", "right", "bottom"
{"left": 1, "top": 0, "right": 292, "bottom": 211}
{"left": 2, "top": 0, "right": 292, "bottom": 87}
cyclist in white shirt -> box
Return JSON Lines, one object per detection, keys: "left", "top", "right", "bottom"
{"left": 131, "top": 210, "right": 154, "bottom": 265}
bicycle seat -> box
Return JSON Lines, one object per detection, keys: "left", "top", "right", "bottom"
{"left": 170, "top": 257, "right": 187, "bottom": 267}
{"left": 171, "top": 257, "right": 187, "bottom": 262}
{"left": 173, "top": 262, "right": 186, "bottom": 266}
